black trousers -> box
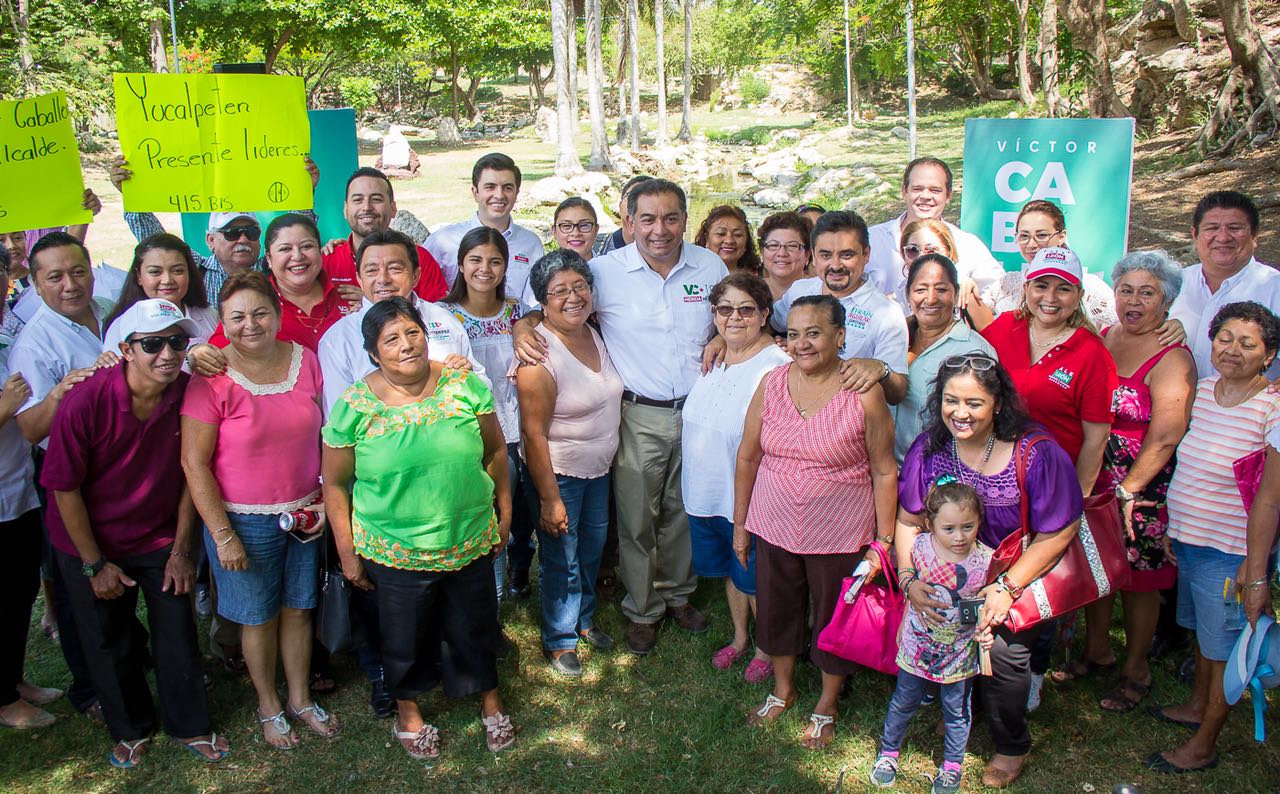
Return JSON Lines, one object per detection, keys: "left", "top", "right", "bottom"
{"left": 977, "top": 623, "right": 1041, "bottom": 756}
{"left": 366, "top": 555, "right": 500, "bottom": 701}
{"left": 0, "top": 510, "right": 43, "bottom": 707}
{"left": 56, "top": 545, "right": 210, "bottom": 742}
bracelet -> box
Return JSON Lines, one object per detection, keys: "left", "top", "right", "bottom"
{"left": 169, "top": 550, "right": 191, "bottom": 558}
{"left": 877, "top": 535, "right": 894, "bottom": 545}
{"left": 1246, "top": 578, "right": 1272, "bottom": 590}
{"left": 210, "top": 526, "right": 232, "bottom": 534}
{"left": 997, "top": 572, "right": 1025, "bottom": 599}
{"left": 900, "top": 573, "right": 919, "bottom": 591}
{"left": 216, "top": 535, "right": 235, "bottom": 548}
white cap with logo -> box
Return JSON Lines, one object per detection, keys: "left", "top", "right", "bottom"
{"left": 1024, "top": 246, "right": 1083, "bottom": 287}
{"left": 115, "top": 299, "right": 200, "bottom": 341}
{"left": 207, "top": 212, "right": 259, "bottom": 232}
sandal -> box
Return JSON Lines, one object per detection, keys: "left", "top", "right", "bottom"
{"left": 481, "top": 710, "right": 516, "bottom": 752}
{"left": 1145, "top": 704, "right": 1201, "bottom": 731}
{"left": 1145, "top": 751, "right": 1219, "bottom": 774}
{"left": 176, "top": 732, "right": 229, "bottom": 763}
{"left": 308, "top": 670, "right": 337, "bottom": 694}
{"left": 802, "top": 712, "right": 836, "bottom": 750}
{"left": 743, "top": 658, "right": 773, "bottom": 684}
{"left": 712, "top": 645, "right": 745, "bottom": 670}
{"left": 394, "top": 721, "right": 441, "bottom": 760}
{"left": 108, "top": 737, "right": 151, "bottom": 769}
{"left": 747, "top": 694, "right": 791, "bottom": 727}
{"left": 257, "top": 710, "right": 295, "bottom": 751}
{"left": 286, "top": 702, "right": 341, "bottom": 738}
{"left": 1048, "top": 657, "right": 1115, "bottom": 684}
{"left": 1100, "top": 676, "right": 1151, "bottom": 712}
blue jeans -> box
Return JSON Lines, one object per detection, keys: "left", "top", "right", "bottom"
{"left": 879, "top": 670, "right": 973, "bottom": 765}
{"left": 494, "top": 444, "right": 537, "bottom": 602}
{"left": 535, "top": 474, "right": 610, "bottom": 651}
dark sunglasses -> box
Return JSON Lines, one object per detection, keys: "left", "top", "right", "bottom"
{"left": 219, "top": 225, "right": 261, "bottom": 242}
{"left": 714, "top": 305, "right": 760, "bottom": 318}
{"left": 128, "top": 334, "right": 190, "bottom": 354}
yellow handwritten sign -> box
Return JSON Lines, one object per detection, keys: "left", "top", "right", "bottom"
{"left": 0, "top": 91, "right": 91, "bottom": 234}
{"left": 113, "top": 73, "right": 313, "bottom": 214}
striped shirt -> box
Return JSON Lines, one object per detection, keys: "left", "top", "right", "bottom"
{"left": 1167, "top": 376, "right": 1280, "bottom": 555}
{"left": 745, "top": 364, "right": 875, "bottom": 555}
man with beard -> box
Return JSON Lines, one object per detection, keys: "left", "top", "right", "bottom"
{"left": 322, "top": 168, "right": 448, "bottom": 302}
{"left": 771, "top": 211, "right": 909, "bottom": 404}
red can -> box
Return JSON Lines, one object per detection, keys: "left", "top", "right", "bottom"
{"left": 279, "top": 510, "right": 320, "bottom": 532}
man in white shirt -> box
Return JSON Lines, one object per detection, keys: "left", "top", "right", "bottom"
{"left": 865, "top": 157, "right": 1004, "bottom": 310}
{"left": 772, "top": 211, "right": 909, "bottom": 404}
{"left": 515, "top": 179, "right": 727, "bottom": 655}
{"left": 424, "top": 153, "right": 546, "bottom": 300}
{"left": 1168, "top": 190, "right": 1280, "bottom": 379}
{"left": 318, "top": 230, "right": 485, "bottom": 417}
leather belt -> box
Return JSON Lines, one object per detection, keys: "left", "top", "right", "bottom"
{"left": 622, "top": 390, "right": 686, "bottom": 409}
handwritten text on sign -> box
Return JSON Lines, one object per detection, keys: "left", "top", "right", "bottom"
{"left": 113, "top": 73, "right": 313, "bottom": 214}
{"left": 0, "top": 91, "right": 91, "bottom": 234}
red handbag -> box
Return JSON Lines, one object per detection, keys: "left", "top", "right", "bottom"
{"left": 816, "top": 541, "right": 904, "bottom": 675}
{"left": 986, "top": 433, "right": 1132, "bottom": 632}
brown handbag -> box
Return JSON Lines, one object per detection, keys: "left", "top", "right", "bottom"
{"left": 986, "top": 433, "right": 1132, "bottom": 632}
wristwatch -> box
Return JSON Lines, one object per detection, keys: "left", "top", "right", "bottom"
{"left": 877, "top": 361, "right": 891, "bottom": 383}
{"left": 81, "top": 558, "right": 107, "bottom": 578}
{"left": 1114, "top": 483, "right": 1134, "bottom": 503}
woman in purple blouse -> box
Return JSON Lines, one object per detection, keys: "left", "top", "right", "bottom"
{"left": 895, "top": 354, "right": 1082, "bottom": 788}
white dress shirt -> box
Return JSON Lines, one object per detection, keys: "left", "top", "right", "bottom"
{"left": 9, "top": 301, "right": 107, "bottom": 448}
{"left": 0, "top": 331, "right": 40, "bottom": 521}
{"left": 866, "top": 213, "right": 1005, "bottom": 311}
{"left": 771, "top": 276, "right": 909, "bottom": 373}
{"left": 589, "top": 242, "right": 728, "bottom": 400}
{"left": 424, "top": 213, "right": 546, "bottom": 300}
{"left": 1169, "top": 258, "right": 1280, "bottom": 380}
{"left": 317, "top": 294, "right": 488, "bottom": 416}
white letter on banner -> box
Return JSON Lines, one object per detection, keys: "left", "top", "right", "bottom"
{"left": 991, "top": 211, "right": 1020, "bottom": 253}
{"left": 1033, "top": 162, "right": 1076, "bottom": 205}
{"left": 995, "top": 161, "right": 1032, "bottom": 203}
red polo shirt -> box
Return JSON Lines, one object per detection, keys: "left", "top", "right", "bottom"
{"left": 980, "top": 312, "right": 1117, "bottom": 461}
{"left": 208, "top": 272, "right": 354, "bottom": 353}
{"left": 323, "top": 235, "right": 448, "bottom": 302}
{"left": 42, "top": 364, "right": 189, "bottom": 558}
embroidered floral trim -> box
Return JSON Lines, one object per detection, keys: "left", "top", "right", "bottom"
{"left": 339, "top": 369, "right": 479, "bottom": 438}
{"left": 226, "top": 487, "right": 320, "bottom": 515}
{"left": 225, "top": 343, "right": 303, "bottom": 396}
{"left": 352, "top": 512, "right": 500, "bottom": 571}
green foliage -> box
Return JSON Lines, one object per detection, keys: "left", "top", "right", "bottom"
{"left": 738, "top": 73, "right": 770, "bottom": 105}
{"left": 338, "top": 76, "right": 378, "bottom": 115}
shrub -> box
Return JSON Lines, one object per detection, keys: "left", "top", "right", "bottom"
{"left": 339, "top": 77, "right": 379, "bottom": 116}
{"left": 739, "top": 73, "right": 770, "bottom": 105}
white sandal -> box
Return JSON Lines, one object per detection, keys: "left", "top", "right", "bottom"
{"left": 258, "top": 710, "right": 294, "bottom": 751}
{"left": 287, "top": 702, "right": 340, "bottom": 738}
{"left": 393, "top": 721, "right": 441, "bottom": 760}
{"left": 805, "top": 713, "right": 836, "bottom": 747}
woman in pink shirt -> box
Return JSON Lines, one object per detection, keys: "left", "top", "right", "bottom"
{"left": 734, "top": 294, "right": 899, "bottom": 750}
{"left": 181, "top": 271, "right": 339, "bottom": 751}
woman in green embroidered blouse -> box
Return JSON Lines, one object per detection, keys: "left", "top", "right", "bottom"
{"left": 321, "top": 297, "right": 514, "bottom": 761}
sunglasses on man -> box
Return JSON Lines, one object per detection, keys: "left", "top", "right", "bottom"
{"left": 219, "top": 225, "right": 261, "bottom": 242}
{"left": 128, "top": 334, "right": 191, "bottom": 354}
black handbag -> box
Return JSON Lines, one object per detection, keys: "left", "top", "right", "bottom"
{"left": 315, "top": 541, "right": 355, "bottom": 653}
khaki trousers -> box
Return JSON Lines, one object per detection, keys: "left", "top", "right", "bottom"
{"left": 613, "top": 402, "right": 697, "bottom": 623}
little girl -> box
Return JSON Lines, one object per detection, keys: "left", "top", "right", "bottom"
{"left": 870, "top": 481, "right": 993, "bottom": 794}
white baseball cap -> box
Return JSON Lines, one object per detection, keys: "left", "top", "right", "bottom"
{"left": 207, "top": 212, "right": 258, "bottom": 232}
{"left": 1024, "top": 246, "right": 1083, "bottom": 286}
{"left": 115, "top": 299, "right": 199, "bottom": 341}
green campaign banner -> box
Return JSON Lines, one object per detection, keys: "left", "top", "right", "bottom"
{"left": 0, "top": 91, "right": 91, "bottom": 234}
{"left": 180, "top": 108, "right": 358, "bottom": 256}
{"left": 959, "top": 118, "right": 1135, "bottom": 282}
{"left": 113, "top": 73, "right": 313, "bottom": 214}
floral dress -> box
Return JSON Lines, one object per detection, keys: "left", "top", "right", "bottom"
{"left": 1094, "top": 337, "right": 1185, "bottom": 591}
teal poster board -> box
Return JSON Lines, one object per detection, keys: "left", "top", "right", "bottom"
{"left": 180, "top": 108, "right": 358, "bottom": 255}
{"left": 959, "top": 118, "right": 1135, "bottom": 282}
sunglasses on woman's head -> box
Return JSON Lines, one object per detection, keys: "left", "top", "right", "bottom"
{"left": 128, "top": 334, "right": 191, "bottom": 354}
{"left": 219, "top": 225, "right": 261, "bottom": 242}
{"left": 941, "top": 353, "right": 997, "bottom": 371}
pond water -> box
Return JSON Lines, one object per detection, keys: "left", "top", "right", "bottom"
{"left": 685, "top": 169, "right": 771, "bottom": 232}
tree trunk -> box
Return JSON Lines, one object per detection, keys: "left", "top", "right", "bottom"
{"left": 551, "top": 0, "right": 583, "bottom": 176}
{"left": 1204, "top": 0, "right": 1280, "bottom": 151}
{"left": 677, "top": 0, "right": 693, "bottom": 141}
{"left": 1061, "top": 0, "right": 1128, "bottom": 117}
{"left": 449, "top": 45, "right": 460, "bottom": 121}
{"left": 1039, "top": 0, "right": 1064, "bottom": 116}
{"left": 532, "top": 66, "right": 550, "bottom": 107}
{"left": 628, "top": 0, "right": 641, "bottom": 151}
{"left": 11, "top": 0, "right": 33, "bottom": 72}
{"left": 262, "top": 25, "right": 295, "bottom": 73}
{"left": 149, "top": 17, "right": 169, "bottom": 73}
{"left": 616, "top": 12, "right": 630, "bottom": 144}
{"left": 654, "top": 0, "right": 670, "bottom": 146}
{"left": 566, "top": 0, "right": 580, "bottom": 122}
{"left": 1014, "top": 0, "right": 1034, "bottom": 106}
{"left": 585, "top": 0, "right": 613, "bottom": 169}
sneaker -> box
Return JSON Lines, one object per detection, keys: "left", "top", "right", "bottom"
{"left": 931, "top": 765, "right": 962, "bottom": 794}
{"left": 195, "top": 585, "right": 212, "bottom": 619}
{"left": 369, "top": 678, "right": 395, "bottom": 718}
{"left": 666, "top": 604, "right": 709, "bottom": 634}
{"left": 921, "top": 688, "right": 937, "bottom": 706}
{"left": 1027, "top": 673, "right": 1044, "bottom": 712}
{"left": 869, "top": 754, "right": 899, "bottom": 787}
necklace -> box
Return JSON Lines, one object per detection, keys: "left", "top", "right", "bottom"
{"left": 951, "top": 434, "right": 996, "bottom": 484}
{"left": 1029, "top": 324, "right": 1071, "bottom": 348}
{"left": 793, "top": 371, "right": 839, "bottom": 418}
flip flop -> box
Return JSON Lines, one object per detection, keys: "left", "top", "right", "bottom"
{"left": 1145, "top": 751, "right": 1219, "bottom": 774}
{"left": 747, "top": 694, "right": 791, "bottom": 727}
{"left": 176, "top": 732, "right": 229, "bottom": 763}
{"left": 1145, "top": 705, "right": 1201, "bottom": 731}
{"left": 393, "top": 721, "right": 440, "bottom": 760}
{"left": 107, "top": 737, "right": 151, "bottom": 769}
{"left": 802, "top": 712, "right": 836, "bottom": 750}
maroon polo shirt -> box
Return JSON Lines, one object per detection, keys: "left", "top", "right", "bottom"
{"left": 323, "top": 235, "right": 449, "bottom": 302}
{"left": 41, "top": 363, "right": 190, "bottom": 559}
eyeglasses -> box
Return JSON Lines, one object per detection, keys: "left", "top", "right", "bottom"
{"left": 902, "top": 244, "right": 945, "bottom": 260}
{"left": 546, "top": 282, "right": 591, "bottom": 300}
{"left": 714, "top": 304, "right": 760, "bottom": 318}
{"left": 941, "top": 353, "right": 997, "bottom": 371}
{"left": 128, "top": 334, "right": 191, "bottom": 354}
{"left": 555, "top": 220, "right": 598, "bottom": 234}
{"left": 219, "top": 225, "right": 261, "bottom": 242}
{"left": 762, "top": 241, "right": 806, "bottom": 254}
{"left": 1015, "top": 231, "right": 1059, "bottom": 245}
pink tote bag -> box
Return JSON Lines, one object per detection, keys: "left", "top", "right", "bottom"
{"left": 817, "top": 541, "right": 904, "bottom": 675}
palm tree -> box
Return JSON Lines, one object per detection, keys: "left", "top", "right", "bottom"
{"left": 566, "top": 0, "right": 580, "bottom": 121}
{"left": 627, "top": 0, "right": 641, "bottom": 150}
{"left": 585, "top": 0, "right": 613, "bottom": 169}
{"left": 677, "top": 0, "right": 692, "bottom": 142}
{"left": 551, "top": 0, "right": 583, "bottom": 176}
{"left": 653, "top": 0, "right": 670, "bottom": 146}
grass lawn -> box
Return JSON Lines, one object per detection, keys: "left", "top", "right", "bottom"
{"left": 1, "top": 578, "right": 1277, "bottom": 792}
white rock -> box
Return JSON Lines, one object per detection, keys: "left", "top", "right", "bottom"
{"left": 527, "top": 176, "right": 572, "bottom": 205}
{"left": 381, "top": 126, "right": 412, "bottom": 169}
{"left": 752, "top": 188, "right": 793, "bottom": 208}
{"left": 535, "top": 106, "right": 558, "bottom": 144}
{"left": 358, "top": 127, "right": 383, "bottom": 143}
{"left": 436, "top": 118, "right": 462, "bottom": 144}
{"left": 569, "top": 171, "right": 612, "bottom": 194}
{"left": 774, "top": 172, "right": 802, "bottom": 189}
{"left": 890, "top": 126, "right": 910, "bottom": 140}
{"left": 795, "top": 147, "right": 823, "bottom": 166}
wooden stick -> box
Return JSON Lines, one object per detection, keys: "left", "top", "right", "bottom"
{"left": 978, "top": 643, "right": 993, "bottom": 676}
